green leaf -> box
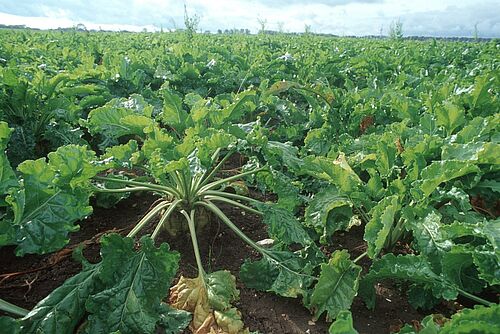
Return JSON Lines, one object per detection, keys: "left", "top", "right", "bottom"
{"left": 209, "top": 90, "right": 256, "bottom": 125}
{"left": 394, "top": 315, "right": 441, "bottom": 334}
{"left": 308, "top": 250, "right": 361, "bottom": 321}
{"left": 8, "top": 159, "right": 92, "bottom": 255}
{"left": 304, "top": 187, "right": 354, "bottom": 240}
{"left": 376, "top": 140, "right": 397, "bottom": 177}
{"left": 0, "top": 316, "right": 20, "bottom": 334}
{"left": 160, "top": 88, "right": 190, "bottom": 133}
{"left": 435, "top": 101, "right": 465, "bottom": 136}
{"left": 406, "top": 210, "right": 452, "bottom": 256}
{"left": 301, "top": 154, "right": 362, "bottom": 193}
{"left": 442, "top": 142, "right": 500, "bottom": 164}
{"left": 440, "top": 304, "right": 500, "bottom": 334}
{"left": 363, "top": 195, "right": 400, "bottom": 258}
{"left": 472, "top": 250, "right": 500, "bottom": 286}
{"left": 455, "top": 114, "right": 499, "bottom": 143}
{"left": 255, "top": 203, "right": 312, "bottom": 247}
{"left": 85, "top": 235, "right": 180, "bottom": 334}
{"left": 359, "top": 254, "right": 458, "bottom": 309}
{"left": 48, "top": 145, "right": 103, "bottom": 189}
{"left": 21, "top": 262, "right": 101, "bottom": 334}
{"left": 85, "top": 95, "right": 154, "bottom": 148}
{"left": 157, "top": 304, "right": 191, "bottom": 334}
{"left": 240, "top": 248, "right": 317, "bottom": 298}
{"left": 442, "top": 248, "right": 485, "bottom": 293}
{"left": 101, "top": 140, "right": 139, "bottom": 169}
{"left": 0, "top": 122, "right": 18, "bottom": 202}
{"left": 264, "top": 141, "right": 304, "bottom": 172}
{"left": 207, "top": 271, "right": 239, "bottom": 311}
{"left": 475, "top": 179, "right": 500, "bottom": 194}
{"left": 328, "top": 310, "right": 359, "bottom": 334}
{"left": 417, "top": 161, "right": 481, "bottom": 198}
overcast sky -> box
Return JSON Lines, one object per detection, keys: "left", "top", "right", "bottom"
{"left": 0, "top": 0, "right": 499, "bottom": 37}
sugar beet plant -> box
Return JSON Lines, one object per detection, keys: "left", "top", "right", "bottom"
{"left": 0, "top": 111, "right": 319, "bottom": 334}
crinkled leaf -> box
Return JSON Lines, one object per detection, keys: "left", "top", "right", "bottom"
{"left": 328, "top": 310, "right": 358, "bottom": 334}
{"left": 406, "top": 210, "right": 452, "bottom": 256}
{"left": 435, "top": 101, "right": 465, "bottom": 136}
{"left": 207, "top": 271, "right": 239, "bottom": 311}
{"left": 160, "top": 88, "right": 190, "bottom": 133}
{"left": 48, "top": 145, "right": 103, "bottom": 189}
{"left": 101, "top": 140, "right": 139, "bottom": 169}
{"left": 442, "top": 142, "right": 500, "bottom": 164}
{"left": 0, "top": 316, "right": 20, "bottom": 334}
{"left": 21, "top": 261, "right": 101, "bottom": 334}
{"left": 8, "top": 159, "right": 92, "bottom": 255}
{"left": 85, "top": 235, "right": 180, "bottom": 334}
{"left": 417, "top": 160, "right": 481, "bottom": 198}
{"left": 240, "top": 248, "right": 316, "bottom": 298}
{"left": 440, "top": 304, "right": 500, "bottom": 334}
{"left": 157, "top": 303, "right": 191, "bottom": 334}
{"left": 255, "top": 203, "right": 312, "bottom": 247}
{"left": 169, "top": 272, "right": 247, "bottom": 334}
{"left": 472, "top": 250, "right": 500, "bottom": 286}
{"left": 304, "top": 187, "right": 354, "bottom": 240}
{"left": 301, "top": 154, "right": 362, "bottom": 193}
{"left": 359, "top": 254, "right": 458, "bottom": 309}
{"left": 308, "top": 250, "right": 361, "bottom": 321}
{"left": 364, "top": 195, "right": 400, "bottom": 258}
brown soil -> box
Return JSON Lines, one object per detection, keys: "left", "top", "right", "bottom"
{"left": 0, "top": 192, "right": 429, "bottom": 334}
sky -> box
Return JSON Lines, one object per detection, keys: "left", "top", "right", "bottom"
{"left": 0, "top": 0, "right": 499, "bottom": 37}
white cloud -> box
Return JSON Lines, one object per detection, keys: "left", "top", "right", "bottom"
{"left": 0, "top": 0, "right": 498, "bottom": 37}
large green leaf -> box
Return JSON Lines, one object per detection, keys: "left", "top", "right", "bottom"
{"left": 359, "top": 254, "right": 458, "bottom": 309}
{"left": 406, "top": 210, "right": 451, "bottom": 256}
{"left": 441, "top": 248, "right": 485, "bottom": 293}
{"left": 7, "top": 158, "right": 92, "bottom": 255}
{"left": 209, "top": 90, "right": 256, "bottom": 125}
{"left": 417, "top": 160, "right": 481, "bottom": 198}
{"left": 48, "top": 145, "right": 103, "bottom": 189}
{"left": 85, "top": 235, "right": 180, "bottom": 334}
{"left": 301, "top": 154, "right": 362, "bottom": 193}
{"left": 363, "top": 195, "right": 400, "bottom": 258}
{"left": 255, "top": 203, "right": 312, "bottom": 247}
{"left": 206, "top": 271, "right": 239, "bottom": 311}
{"left": 435, "top": 101, "right": 465, "bottom": 136}
{"left": 328, "top": 310, "right": 359, "bottom": 334}
{"left": 304, "top": 187, "right": 354, "bottom": 240}
{"left": 440, "top": 304, "right": 500, "bottom": 334}
{"left": 21, "top": 261, "right": 101, "bottom": 334}
{"left": 308, "top": 250, "right": 361, "bottom": 321}
{"left": 442, "top": 142, "right": 500, "bottom": 165}
{"left": 85, "top": 95, "right": 154, "bottom": 147}
{"left": 0, "top": 122, "right": 18, "bottom": 202}
{"left": 160, "top": 88, "right": 191, "bottom": 133}
{"left": 240, "top": 248, "right": 317, "bottom": 298}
